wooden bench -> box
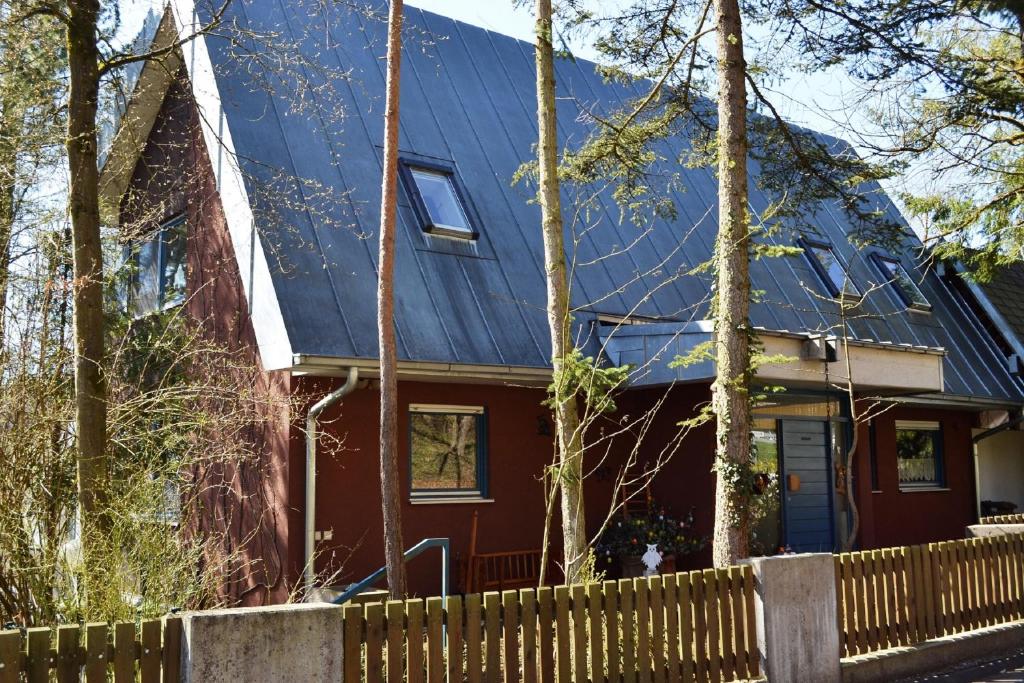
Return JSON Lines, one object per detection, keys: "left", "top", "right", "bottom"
{"left": 463, "top": 511, "right": 544, "bottom": 593}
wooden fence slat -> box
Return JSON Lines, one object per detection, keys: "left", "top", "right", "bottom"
{"left": 140, "top": 620, "right": 162, "bottom": 683}
{"left": 163, "top": 617, "right": 181, "bottom": 683}
{"left": 343, "top": 604, "right": 364, "bottom": 683}
{"left": 728, "top": 566, "right": 746, "bottom": 678}
{"left": 691, "top": 572, "right": 707, "bottom": 683}
{"left": 571, "top": 585, "right": 586, "bottom": 683}
{"left": 587, "top": 582, "right": 605, "bottom": 683}
{"left": 882, "top": 549, "right": 899, "bottom": 649}
{"left": 26, "top": 627, "right": 49, "bottom": 683}
{"left": 634, "top": 578, "right": 651, "bottom": 683}
{"left": 717, "top": 569, "right": 734, "bottom": 682}
{"left": 909, "top": 545, "right": 926, "bottom": 642}
{"left": 742, "top": 565, "right": 759, "bottom": 679}
{"left": 701, "top": 569, "right": 720, "bottom": 683}
{"left": 521, "top": 590, "right": 538, "bottom": 683}
{"left": 365, "top": 602, "right": 385, "bottom": 683}
{"left": 864, "top": 551, "right": 880, "bottom": 651}
{"left": 677, "top": 573, "right": 695, "bottom": 683}
{"left": 619, "top": 580, "right": 636, "bottom": 683}
{"left": 944, "top": 543, "right": 962, "bottom": 634}
{"left": 663, "top": 575, "right": 680, "bottom": 683}
{"left": 484, "top": 593, "right": 502, "bottom": 683}
{"left": 852, "top": 553, "right": 868, "bottom": 653}
{"left": 466, "top": 593, "right": 484, "bottom": 683}
{"left": 387, "top": 601, "right": 405, "bottom": 683}
{"left": 650, "top": 575, "right": 665, "bottom": 683}
{"left": 956, "top": 541, "right": 971, "bottom": 631}
{"left": 537, "top": 587, "right": 555, "bottom": 683}
{"left": 84, "top": 623, "right": 107, "bottom": 683}
{"left": 503, "top": 591, "right": 521, "bottom": 683}
{"left": 554, "top": 587, "right": 571, "bottom": 683}
{"left": 0, "top": 630, "right": 20, "bottom": 683}
{"left": 839, "top": 555, "right": 856, "bottom": 654}
{"left": 448, "top": 596, "right": 465, "bottom": 683}
{"left": 427, "top": 598, "right": 444, "bottom": 683}
{"left": 114, "top": 622, "right": 136, "bottom": 683}
{"left": 604, "top": 581, "right": 620, "bottom": 683}
{"left": 56, "top": 624, "right": 79, "bottom": 683}
{"left": 407, "top": 600, "right": 426, "bottom": 683}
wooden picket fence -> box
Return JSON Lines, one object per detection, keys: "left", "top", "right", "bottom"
{"left": 835, "top": 534, "right": 1024, "bottom": 658}
{"left": 0, "top": 617, "right": 181, "bottom": 682}
{"left": 980, "top": 513, "right": 1024, "bottom": 525}
{"left": 341, "top": 566, "right": 760, "bottom": 682}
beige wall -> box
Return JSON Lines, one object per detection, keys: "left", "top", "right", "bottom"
{"left": 974, "top": 429, "right": 1024, "bottom": 511}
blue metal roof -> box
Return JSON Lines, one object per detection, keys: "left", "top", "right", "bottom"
{"left": 199, "top": 0, "right": 1024, "bottom": 403}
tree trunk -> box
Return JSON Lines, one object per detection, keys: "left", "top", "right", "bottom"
{"left": 66, "top": 0, "right": 110, "bottom": 576}
{"left": 710, "top": 0, "right": 752, "bottom": 568}
{"left": 534, "top": 0, "right": 588, "bottom": 584}
{"left": 376, "top": 0, "right": 408, "bottom": 600}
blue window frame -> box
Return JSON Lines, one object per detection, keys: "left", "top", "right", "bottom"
{"left": 799, "top": 237, "right": 861, "bottom": 300}
{"left": 131, "top": 214, "right": 187, "bottom": 315}
{"left": 895, "top": 420, "right": 944, "bottom": 489}
{"left": 399, "top": 159, "right": 478, "bottom": 240}
{"left": 871, "top": 253, "right": 931, "bottom": 311}
{"left": 409, "top": 404, "right": 488, "bottom": 499}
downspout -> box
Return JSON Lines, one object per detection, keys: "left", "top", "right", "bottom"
{"left": 305, "top": 367, "right": 361, "bottom": 592}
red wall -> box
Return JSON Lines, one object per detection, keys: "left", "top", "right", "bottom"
{"left": 855, "top": 405, "right": 979, "bottom": 549}
{"left": 121, "top": 73, "right": 294, "bottom": 605}
{"left": 292, "top": 378, "right": 717, "bottom": 596}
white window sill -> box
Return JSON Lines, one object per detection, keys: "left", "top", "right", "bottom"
{"left": 899, "top": 486, "right": 950, "bottom": 493}
{"left": 409, "top": 497, "right": 494, "bottom": 505}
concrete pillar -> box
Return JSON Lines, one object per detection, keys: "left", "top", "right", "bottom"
{"left": 180, "top": 603, "right": 344, "bottom": 682}
{"left": 745, "top": 553, "right": 841, "bottom": 683}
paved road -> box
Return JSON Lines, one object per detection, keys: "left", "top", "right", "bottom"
{"left": 897, "top": 652, "right": 1024, "bottom": 682}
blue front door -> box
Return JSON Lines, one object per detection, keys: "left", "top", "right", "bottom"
{"left": 780, "top": 420, "right": 835, "bottom": 552}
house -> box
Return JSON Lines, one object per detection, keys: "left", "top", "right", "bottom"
{"left": 99, "top": 0, "right": 1024, "bottom": 603}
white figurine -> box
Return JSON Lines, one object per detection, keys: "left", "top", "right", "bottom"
{"left": 641, "top": 543, "right": 662, "bottom": 576}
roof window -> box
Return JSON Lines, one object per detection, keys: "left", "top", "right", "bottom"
{"left": 800, "top": 238, "right": 861, "bottom": 301}
{"left": 400, "top": 161, "right": 476, "bottom": 239}
{"left": 872, "top": 254, "right": 931, "bottom": 311}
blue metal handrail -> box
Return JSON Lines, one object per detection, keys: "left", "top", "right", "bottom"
{"left": 331, "top": 537, "right": 450, "bottom": 605}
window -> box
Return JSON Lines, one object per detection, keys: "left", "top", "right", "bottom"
{"left": 400, "top": 161, "right": 476, "bottom": 239}
{"left": 896, "top": 420, "right": 944, "bottom": 489}
{"left": 872, "top": 254, "right": 931, "bottom": 311}
{"left": 409, "top": 405, "right": 487, "bottom": 499}
{"left": 132, "top": 215, "right": 187, "bottom": 315}
{"left": 800, "top": 238, "right": 861, "bottom": 300}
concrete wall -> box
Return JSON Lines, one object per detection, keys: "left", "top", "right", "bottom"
{"left": 974, "top": 428, "right": 1024, "bottom": 512}
{"left": 180, "top": 604, "right": 343, "bottom": 682}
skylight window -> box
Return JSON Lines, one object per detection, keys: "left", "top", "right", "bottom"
{"left": 800, "top": 238, "right": 861, "bottom": 300}
{"left": 873, "top": 254, "right": 931, "bottom": 311}
{"left": 401, "top": 161, "right": 476, "bottom": 239}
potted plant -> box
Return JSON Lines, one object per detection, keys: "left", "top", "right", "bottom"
{"left": 597, "top": 504, "right": 705, "bottom": 578}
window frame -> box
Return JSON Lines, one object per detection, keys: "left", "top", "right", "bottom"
{"left": 131, "top": 214, "right": 187, "bottom": 315}
{"left": 895, "top": 419, "right": 945, "bottom": 490}
{"left": 408, "top": 404, "right": 488, "bottom": 501}
{"left": 399, "top": 159, "right": 479, "bottom": 240}
{"left": 871, "top": 253, "right": 932, "bottom": 312}
{"left": 799, "top": 237, "right": 862, "bottom": 301}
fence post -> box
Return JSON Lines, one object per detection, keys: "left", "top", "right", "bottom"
{"left": 745, "top": 553, "right": 841, "bottom": 683}
{"left": 179, "top": 604, "right": 344, "bottom": 682}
